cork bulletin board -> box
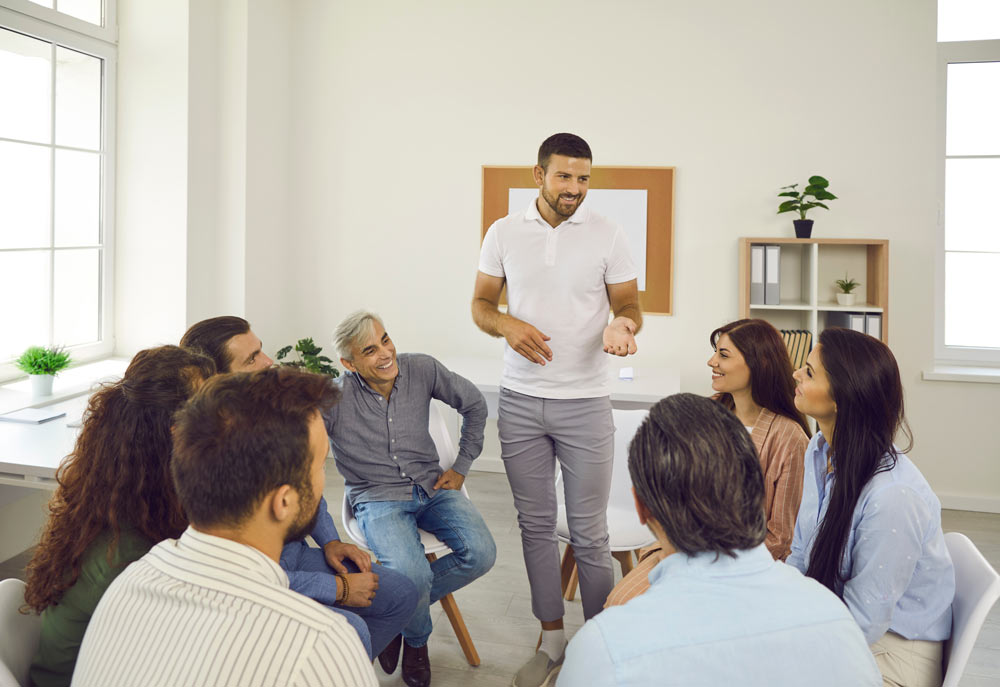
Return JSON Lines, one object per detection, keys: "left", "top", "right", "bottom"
{"left": 481, "top": 166, "right": 675, "bottom": 314}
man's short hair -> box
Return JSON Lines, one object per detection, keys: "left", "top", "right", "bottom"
{"left": 628, "top": 393, "right": 766, "bottom": 557}
{"left": 537, "top": 133, "right": 592, "bottom": 170}
{"left": 171, "top": 367, "right": 340, "bottom": 528}
{"left": 179, "top": 316, "right": 250, "bottom": 373}
{"left": 334, "top": 310, "right": 382, "bottom": 361}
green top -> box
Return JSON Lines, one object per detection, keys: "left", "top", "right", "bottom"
{"left": 29, "top": 529, "right": 153, "bottom": 687}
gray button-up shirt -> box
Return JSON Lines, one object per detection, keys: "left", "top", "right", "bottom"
{"left": 325, "top": 353, "right": 487, "bottom": 506}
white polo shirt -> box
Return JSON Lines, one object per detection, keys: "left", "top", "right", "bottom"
{"left": 478, "top": 199, "right": 636, "bottom": 399}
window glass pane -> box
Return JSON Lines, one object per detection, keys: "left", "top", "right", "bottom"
{"left": 0, "top": 141, "right": 51, "bottom": 249}
{"left": 947, "top": 62, "right": 1000, "bottom": 156}
{"left": 945, "top": 251, "right": 1000, "bottom": 348}
{"left": 938, "top": 0, "right": 1000, "bottom": 42}
{"left": 54, "top": 149, "right": 100, "bottom": 247}
{"left": 53, "top": 248, "right": 99, "bottom": 346}
{"left": 945, "top": 158, "right": 1000, "bottom": 252}
{"left": 0, "top": 28, "right": 51, "bottom": 144}
{"left": 55, "top": 46, "right": 101, "bottom": 150}
{"left": 0, "top": 251, "right": 51, "bottom": 361}
{"left": 55, "top": 0, "right": 103, "bottom": 26}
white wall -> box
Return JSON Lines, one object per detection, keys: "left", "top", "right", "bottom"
{"left": 274, "top": 0, "right": 999, "bottom": 510}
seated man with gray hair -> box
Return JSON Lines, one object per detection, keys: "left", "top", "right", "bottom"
{"left": 328, "top": 311, "right": 496, "bottom": 687}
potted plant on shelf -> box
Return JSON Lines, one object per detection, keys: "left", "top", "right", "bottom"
{"left": 777, "top": 175, "right": 838, "bottom": 238}
{"left": 834, "top": 274, "right": 861, "bottom": 306}
{"left": 276, "top": 338, "right": 339, "bottom": 377}
{"left": 15, "top": 345, "right": 72, "bottom": 399}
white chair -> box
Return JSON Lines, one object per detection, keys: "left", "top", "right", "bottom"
{"left": 941, "top": 531, "right": 1000, "bottom": 687}
{"left": 340, "top": 402, "right": 480, "bottom": 666}
{"left": 556, "top": 408, "right": 656, "bottom": 600}
{"left": 0, "top": 578, "right": 42, "bottom": 687}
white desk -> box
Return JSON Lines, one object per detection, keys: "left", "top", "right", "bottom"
{"left": 0, "top": 394, "right": 90, "bottom": 490}
{"left": 441, "top": 356, "right": 680, "bottom": 414}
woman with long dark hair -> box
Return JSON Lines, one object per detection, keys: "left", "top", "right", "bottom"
{"left": 606, "top": 318, "right": 809, "bottom": 608}
{"left": 788, "top": 328, "right": 954, "bottom": 687}
{"left": 24, "top": 345, "right": 215, "bottom": 687}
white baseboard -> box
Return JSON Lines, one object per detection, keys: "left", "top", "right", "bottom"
{"left": 938, "top": 493, "right": 1000, "bottom": 514}
{"left": 470, "top": 457, "right": 505, "bottom": 474}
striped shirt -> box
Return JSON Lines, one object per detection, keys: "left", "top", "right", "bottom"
{"left": 72, "top": 527, "right": 377, "bottom": 687}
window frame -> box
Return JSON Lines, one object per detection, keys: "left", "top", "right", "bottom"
{"left": 0, "top": 1, "right": 116, "bottom": 382}
{"left": 935, "top": 37, "right": 1000, "bottom": 367}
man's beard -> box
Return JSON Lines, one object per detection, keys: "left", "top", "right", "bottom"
{"left": 284, "top": 491, "right": 320, "bottom": 544}
{"left": 541, "top": 185, "right": 582, "bottom": 218}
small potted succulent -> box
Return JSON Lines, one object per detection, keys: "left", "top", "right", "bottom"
{"left": 834, "top": 274, "right": 862, "bottom": 306}
{"left": 276, "top": 338, "right": 339, "bottom": 377}
{"left": 777, "top": 175, "right": 838, "bottom": 238}
{"left": 15, "top": 346, "right": 72, "bottom": 399}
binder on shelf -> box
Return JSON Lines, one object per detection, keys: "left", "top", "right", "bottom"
{"left": 750, "top": 244, "right": 765, "bottom": 305}
{"left": 764, "top": 244, "right": 780, "bottom": 305}
{"left": 865, "top": 314, "right": 882, "bottom": 339}
{"left": 779, "top": 329, "right": 813, "bottom": 369}
{"left": 827, "top": 311, "right": 866, "bottom": 333}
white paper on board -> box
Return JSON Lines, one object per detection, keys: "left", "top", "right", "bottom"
{"left": 508, "top": 188, "right": 648, "bottom": 290}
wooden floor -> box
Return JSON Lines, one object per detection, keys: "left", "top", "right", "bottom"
{"left": 2, "top": 469, "right": 998, "bottom": 686}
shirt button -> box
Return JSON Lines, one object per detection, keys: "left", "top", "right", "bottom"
{"left": 393, "top": 456, "right": 398, "bottom": 461}
{"left": 391, "top": 438, "right": 395, "bottom": 443}
{"left": 388, "top": 418, "right": 393, "bottom": 422}
{"left": 401, "top": 472, "right": 406, "bottom": 477}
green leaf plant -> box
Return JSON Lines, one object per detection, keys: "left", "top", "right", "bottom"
{"left": 15, "top": 346, "right": 72, "bottom": 376}
{"left": 275, "top": 337, "right": 340, "bottom": 377}
{"left": 777, "top": 175, "right": 838, "bottom": 220}
{"left": 834, "top": 274, "right": 861, "bottom": 294}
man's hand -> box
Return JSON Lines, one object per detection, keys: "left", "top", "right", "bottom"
{"left": 324, "top": 540, "right": 372, "bottom": 574}
{"left": 433, "top": 468, "right": 466, "bottom": 491}
{"left": 500, "top": 318, "right": 553, "bottom": 366}
{"left": 339, "top": 572, "right": 379, "bottom": 607}
{"left": 603, "top": 316, "right": 638, "bottom": 357}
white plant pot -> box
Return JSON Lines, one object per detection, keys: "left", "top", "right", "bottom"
{"left": 836, "top": 293, "right": 857, "bottom": 306}
{"left": 30, "top": 373, "right": 55, "bottom": 399}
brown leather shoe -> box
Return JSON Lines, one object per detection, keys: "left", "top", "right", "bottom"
{"left": 401, "top": 641, "right": 431, "bottom": 687}
{"left": 377, "top": 634, "right": 402, "bottom": 674}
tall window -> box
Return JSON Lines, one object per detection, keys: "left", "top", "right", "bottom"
{"left": 938, "top": 2, "right": 1000, "bottom": 364}
{"left": 0, "top": 0, "right": 115, "bottom": 379}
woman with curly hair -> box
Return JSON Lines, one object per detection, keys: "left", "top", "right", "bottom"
{"left": 24, "top": 345, "right": 215, "bottom": 687}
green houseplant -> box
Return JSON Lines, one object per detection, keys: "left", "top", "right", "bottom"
{"left": 15, "top": 346, "right": 72, "bottom": 398}
{"left": 834, "top": 274, "right": 862, "bottom": 306}
{"left": 777, "top": 175, "right": 838, "bottom": 238}
{"left": 276, "top": 338, "right": 339, "bottom": 377}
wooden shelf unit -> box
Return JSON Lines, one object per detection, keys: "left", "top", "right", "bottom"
{"left": 738, "top": 238, "right": 889, "bottom": 344}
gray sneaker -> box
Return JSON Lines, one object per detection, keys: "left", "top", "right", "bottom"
{"left": 512, "top": 650, "right": 563, "bottom": 687}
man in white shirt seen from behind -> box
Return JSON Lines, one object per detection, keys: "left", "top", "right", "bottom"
{"left": 72, "top": 367, "right": 377, "bottom": 687}
{"left": 557, "top": 393, "right": 881, "bottom": 687}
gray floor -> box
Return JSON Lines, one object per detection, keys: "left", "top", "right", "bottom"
{"left": 2, "top": 470, "right": 998, "bottom": 686}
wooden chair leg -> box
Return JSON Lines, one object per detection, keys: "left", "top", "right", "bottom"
{"left": 426, "top": 553, "right": 480, "bottom": 667}
{"left": 612, "top": 550, "right": 635, "bottom": 577}
{"left": 560, "top": 545, "right": 579, "bottom": 601}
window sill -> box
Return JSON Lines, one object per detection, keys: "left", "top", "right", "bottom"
{"left": 922, "top": 365, "right": 1000, "bottom": 384}
{"left": 0, "top": 357, "right": 129, "bottom": 415}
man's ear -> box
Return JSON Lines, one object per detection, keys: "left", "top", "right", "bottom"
{"left": 632, "top": 487, "right": 650, "bottom": 526}
{"left": 270, "top": 484, "right": 296, "bottom": 524}
{"left": 532, "top": 164, "right": 544, "bottom": 187}
{"left": 340, "top": 357, "right": 356, "bottom": 373}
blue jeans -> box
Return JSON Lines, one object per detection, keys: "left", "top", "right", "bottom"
{"left": 280, "top": 541, "right": 418, "bottom": 659}
{"left": 354, "top": 486, "right": 496, "bottom": 647}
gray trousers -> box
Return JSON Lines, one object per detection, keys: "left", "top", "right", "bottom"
{"left": 498, "top": 387, "right": 614, "bottom": 622}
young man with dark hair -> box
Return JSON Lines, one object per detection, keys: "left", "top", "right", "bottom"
{"left": 330, "top": 310, "right": 496, "bottom": 687}
{"left": 557, "top": 393, "right": 881, "bottom": 686}
{"left": 180, "top": 315, "right": 274, "bottom": 372}
{"left": 472, "top": 132, "right": 642, "bottom": 686}
{"left": 73, "top": 368, "right": 378, "bottom": 687}
{"left": 178, "top": 316, "right": 417, "bottom": 666}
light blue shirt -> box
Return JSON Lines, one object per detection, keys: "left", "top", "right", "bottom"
{"left": 558, "top": 544, "right": 880, "bottom": 687}
{"left": 787, "top": 432, "right": 954, "bottom": 644}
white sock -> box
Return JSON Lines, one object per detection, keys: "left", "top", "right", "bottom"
{"left": 539, "top": 629, "right": 566, "bottom": 660}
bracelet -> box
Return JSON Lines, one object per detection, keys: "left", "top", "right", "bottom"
{"left": 337, "top": 574, "right": 349, "bottom": 603}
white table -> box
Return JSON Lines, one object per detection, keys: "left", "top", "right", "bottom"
{"left": 0, "top": 394, "right": 91, "bottom": 490}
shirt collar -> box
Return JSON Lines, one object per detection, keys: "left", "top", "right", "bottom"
{"left": 523, "top": 198, "right": 590, "bottom": 226}
{"left": 648, "top": 543, "right": 774, "bottom": 585}
{"left": 179, "top": 527, "right": 289, "bottom": 587}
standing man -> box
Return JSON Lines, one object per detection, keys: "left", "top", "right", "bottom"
{"left": 472, "top": 133, "right": 642, "bottom": 687}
